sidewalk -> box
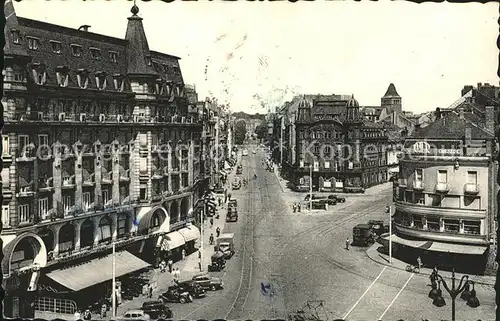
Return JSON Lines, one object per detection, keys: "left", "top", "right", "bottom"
{"left": 110, "top": 206, "right": 227, "bottom": 318}
{"left": 366, "top": 242, "right": 495, "bottom": 286}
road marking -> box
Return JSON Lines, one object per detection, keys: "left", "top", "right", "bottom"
{"left": 343, "top": 266, "right": 387, "bottom": 320}
{"left": 378, "top": 272, "right": 414, "bottom": 320}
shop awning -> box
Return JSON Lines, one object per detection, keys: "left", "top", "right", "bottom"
{"left": 157, "top": 232, "right": 186, "bottom": 251}
{"left": 45, "top": 251, "right": 150, "bottom": 291}
{"left": 381, "top": 234, "right": 432, "bottom": 249}
{"left": 427, "top": 241, "right": 487, "bottom": 255}
{"left": 178, "top": 225, "right": 201, "bottom": 243}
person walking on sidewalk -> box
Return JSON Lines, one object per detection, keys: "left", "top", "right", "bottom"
{"left": 181, "top": 248, "right": 186, "bottom": 260}
{"left": 148, "top": 284, "right": 153, "bottom": 298}
{"left": 345, "top": 238, "right": 350, "bottom": 250}
{"left": 167, "top": 258, "right": 173, "bottom": 273}
{"left": 297, "top": 203, "right": 301, "bottom": 212}
{"left": 216, "top": 227, "right": 221, "bottom": 237}
{"left": 210, "top": 218, "right": 214, "bottom": 228}
{"left": 209, "top": 233, "right": 214, "bottom": 245}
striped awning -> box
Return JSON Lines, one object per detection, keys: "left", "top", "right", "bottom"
{"left": 178, "top": 225, "right": 201, "bottom": 243}
{"left": 157, "top": 232, "right": 186, "bottom": 251}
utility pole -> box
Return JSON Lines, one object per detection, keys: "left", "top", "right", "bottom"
{"left": 112, "top": 242, "right": 116, "bottom": 317}
{"left": 387, "top": 205, "right": 392, "bottom": 264}
{"left": 309, "top": 163, "right": 313, "bottom": 212}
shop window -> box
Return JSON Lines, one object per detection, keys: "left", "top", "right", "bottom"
{"left": 463, "top": 220, "right": 480, "bottom": 235}
{"left": 443, "top": 219, "right": 460, "bottom": 234}
{"left": 427, "top": 217, "right": 440, "bottom": 232}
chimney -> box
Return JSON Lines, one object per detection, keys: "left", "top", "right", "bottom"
{"left": 459, "top": 107, "right": 465, "bottom": 119}
{"left": 485, "top": 106, "right": 494, "bottom": 133}
{"left": 78, "top": 25, "right": 91, "bottom": 31}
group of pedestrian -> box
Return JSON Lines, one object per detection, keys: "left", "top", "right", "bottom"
{"left": 292, "top": 202, "right": 301, "bottom": 213}
{"left": 73, "top": 309, "right": 92, "bottom": 321}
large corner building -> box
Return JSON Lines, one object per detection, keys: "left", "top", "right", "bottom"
{"left": 1, "top": 2, "right": 210, "bottom": 317}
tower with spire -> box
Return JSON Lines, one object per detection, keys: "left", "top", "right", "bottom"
{"left": 381, "top": 83, "right": 402, "bottom": 115}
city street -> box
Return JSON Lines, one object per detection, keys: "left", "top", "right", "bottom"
{"left": 158, "top": 146, "right": 495, "bottom": 321}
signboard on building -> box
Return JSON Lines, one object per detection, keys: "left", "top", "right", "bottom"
{"left": 405, "top": 139, "right": 463, "bottom": 156}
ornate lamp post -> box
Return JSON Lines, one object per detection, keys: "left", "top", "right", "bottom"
{"left": 428, "top": 269, "right": 480, "bottom": 321}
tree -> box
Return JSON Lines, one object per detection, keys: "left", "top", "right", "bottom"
{"left": 234, "top": 120, "right": 247, "bottom": 145}
{"left": 254, "top": 122, "right": 268, "bottom": 140}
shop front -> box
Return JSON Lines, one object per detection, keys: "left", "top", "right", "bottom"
{"left": 178, "top": 224, "right": 201, "bottom": 254}
{"left": 156, "top": 231, "right": 186, "bottom": 262}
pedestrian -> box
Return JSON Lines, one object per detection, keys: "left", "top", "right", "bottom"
{"left": 160, "top": 259, "right": 166, "bottom": 273}
{"left": 181, "top": 248, "right": 186, "bottom": 260}
{"left": 345, "top": 238, "right": 350, "bottom": 250}
{"left": 292, "top": 203, "right": 297, "bottom": 213}
{"left": 209, "top": 233, "right": 214, "bottom": 245}
{"left": 74, "top": 309, "right": 81, "bottom": 321}
{"left": 198, "top": 251, "right": 202, "bottom": 260}
{"left": 101, "top": 303, "right": 107, "bottom": 318}
{"left": 325, "top": 203, "right": 328, "bottom": 211}
{"left": 216, "top": 227, "right": 221, "bottom": 237}
{"left": 417, "top": 256, "right": 422, "bottom": 270}
{"left": 198, "top": 259, "right": 202, "bottom": 272}
{"left": 148, "top": 284, "right": 153, "bottom": 298}
{"left": 297, "top": 203, "right": 301, "bottom": 212}
{"left": 210, "top": 217, "right": 214, "bottom": 227}
{"left": 83, "top": 309, "right": 91, "bottom": 321}
{"left": 218, "top": 198, "right": 222, "bottom": 206}
{"left": 167, "top": 258, "right": 173, "bottom": 273}
{"left": 171, "top": 267, "right": 177, "bottom": 282}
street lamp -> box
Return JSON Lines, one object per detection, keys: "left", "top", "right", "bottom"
{"left": 428, "top": 269, "right": 480, "bottom": 321}
{"left": 309, "top": 163, "right": 313, "bottom": 212}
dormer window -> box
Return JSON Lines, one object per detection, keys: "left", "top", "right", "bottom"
{"left": 155, "top": 79, "right": 162, "bottom": 94}
{"left": 90, "top": 47, "right": 101, "bottom": 60}
{"left": 55, "top": 66, "right": 70, "bottom": 87}
{"left": 109, "top": 51, "right": 118, "bottom": 63}
{"left": 112, "top": 74, "right": 125, "bottom": 92}
{"left": 76, "top": 69, "right": 89, "bottom": 89}
{"left": 10, "top": 30, "right": 20, "bottom": 44}
{"left": 32, "top": 63, "right": 47, "bottom": 85}
{"left": 71, "top": 44, "right": 82, "bottom": 57}
{"left": 50, "top": 40, "right": 62, "bottom": 54}
{"left": 27, "top": 37, "right": 39, "bottom": 50}
{"left": 95, "top": 71, "right": 107, "bottom": 90}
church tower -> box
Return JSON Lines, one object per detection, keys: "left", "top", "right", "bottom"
{"left": 381, "top": 83, "right": 402, "bottom": 114}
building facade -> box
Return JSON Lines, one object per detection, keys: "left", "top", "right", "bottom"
{"left": 389, "top": 106, "right": 497, "bottom": 273}
{"left": 290, "top": 95, "right": 388, "bottom": 191}
{"left": 1, "top": 2, "right": 209, "bottom": 317}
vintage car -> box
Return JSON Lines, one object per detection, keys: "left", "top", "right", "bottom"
{"left": 158, "top": 288, "right": 193, "bottom": 304}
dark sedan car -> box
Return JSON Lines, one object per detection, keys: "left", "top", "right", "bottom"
{"left": 328, "top": 195, "right": 346, "bottom": 203}
{"left": 192, "top": 273, "right": 224, "bottom": 291}
{"left": 172, "top": 281, "right": 207, "bottom": 298}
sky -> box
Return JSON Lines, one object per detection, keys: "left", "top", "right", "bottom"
{"left": 14, "top": 0, "right": 499, "bottom": 114}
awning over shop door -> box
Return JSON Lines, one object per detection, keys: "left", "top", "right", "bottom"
{"left": 45, "top": 251, "right": 150, "bottom": 291}
{"left": 178, "top": 225, "right": 201, "bottom": 243}
{"left": 381, "top": 234, "right": 431, "bottom": 249}
{"left": 427, "top": 241, "right": 487, "bottom": 255}
{"left": 157, "top": 232, "right": 186, "bottom": 251}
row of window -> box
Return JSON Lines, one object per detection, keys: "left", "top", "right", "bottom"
{"left": 412, "top": 168, "right": 478, "bottom": 185}
{"left": 394, "top": 212, "right": 481, "bottom": 235}
{"left": 397, "top": 190, "right": 481, "bottom": 209}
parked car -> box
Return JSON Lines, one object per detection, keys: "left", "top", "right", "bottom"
{"left": 158, "top": 288, "right": 193, "bottom": 304}
{"left": 304, "top": 194, "right": 335, "bottom": 205}
{"left": 141, "top": 301, "right": 173, "bottom": 319}
{"left": 121, "top": 310, "right": 150, "bottom": 321}
{"left": 172, "top": 281, "right": 207, "bottom": 298}
{"left": 343, "top": 186, "right": 365, "bottom": 193}
{"left": 328, "top": 195, "right": 346, "bottom": 203}
{"left": 192, "top": 273, "right": 224, "bottom": 291}
{"left": 352, "top": 224, "right": 375, "bottom": 246}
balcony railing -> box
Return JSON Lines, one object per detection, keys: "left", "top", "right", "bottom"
{"left": 464, "top": 183, "right": 479, "bottom": 195}
{"left": 62, "top": 175, "right": 75, "bottom": 188}
{"left": 435, "top": 182, "right": 449, "bottom": 193}
{"left": 83, "top": 173, "right": 95, "bottom": 186}
{"left": 39, "top": 177, "right": 54, "bottom": 191}
{"left": 412, "top": 180, "right": 424, "bottom": 190}
{"left": 102, "top": 171, "right": 113, "bottom": 184}
{"left": 18, "top": 184, "right": 35, "bottom": 197}
{"left": 152, "top": 169, "right": 163, "bottom": 179}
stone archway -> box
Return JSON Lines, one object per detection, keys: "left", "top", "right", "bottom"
{"left": 5, "top": 233, "right": 48, "bottom": 276}
{"left": 37, "top": 227, "right": 55, "bottom": 253}
{"left": 58, "top": 223, "right": 76, "bottom": 253}
{"left": 80, "top": 219, "right": 94, "bottom": 248}
{"left": 170, "top": 200, "right": 179, "bottom": 223}
{"left": 180, "top": 198, "right": 189, "bottom": 220}
{"left": 150, "top": 206, "right": 168, "bottom": 233}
